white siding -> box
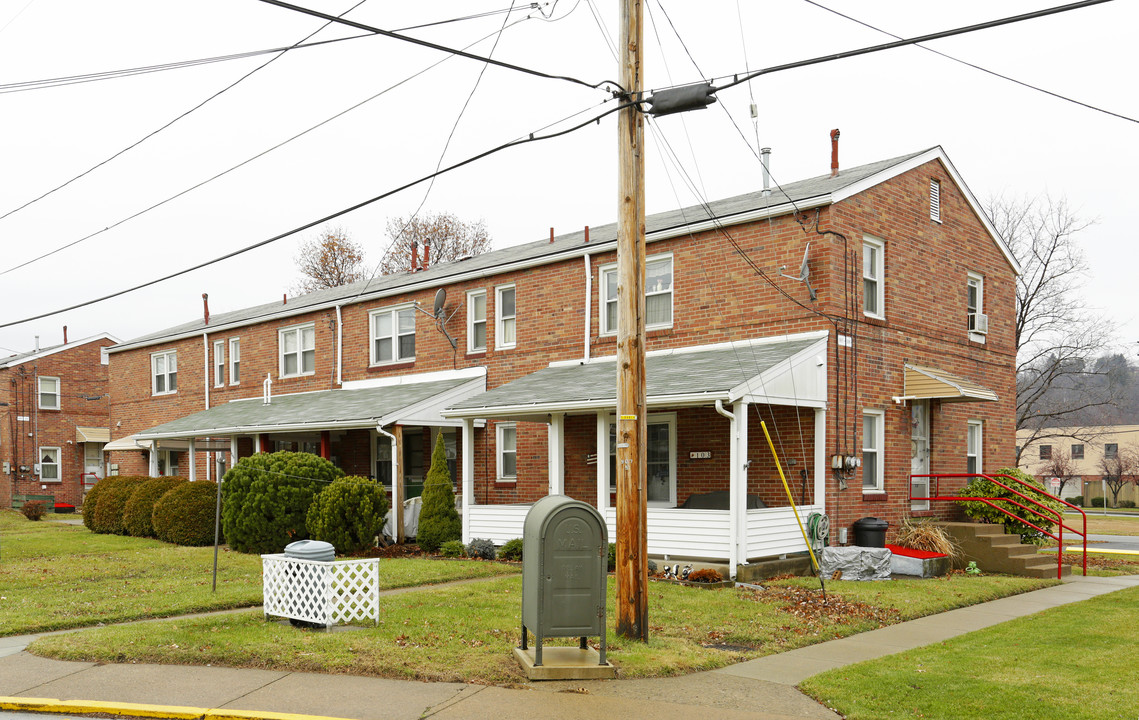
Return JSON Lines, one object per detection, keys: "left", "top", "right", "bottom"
{"left": 745, "top": 505, "right": 821, "bottom": 558}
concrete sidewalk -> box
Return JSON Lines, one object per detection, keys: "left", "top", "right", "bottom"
{"left": 3, "top": 575, "right": 1137, "bottom": 720}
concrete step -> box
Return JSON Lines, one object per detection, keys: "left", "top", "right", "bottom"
{"left": 936, "top": 522, "right": 1071, "bottom": 578}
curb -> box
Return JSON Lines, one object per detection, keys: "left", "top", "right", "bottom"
{"left": 0, "top": 697, "right": 357, "bottom": 720}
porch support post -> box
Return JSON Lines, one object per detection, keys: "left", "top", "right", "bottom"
{"left": 596, "top": 412, "right": 609, "bottom": 511}
{"left": 393, "top": 425, "right": 404, "bottom": 544}
{"left": 230, "top": 436, "right": 238, "bottom": 466}
{"left": 320, "top": 431, "right": 331, "bottom": 460}
{"left": 733, "top": 400, "right": 749, "bottom": 578}
{"left": 187, "top": 438, "right": 197, "bottom": 482}
{"left": 253, "top": 434, "right": 262, "bottom": 454}
{"left": 548, "top": 413, "right": 565, "bottom": 496}
{"left": 461, "top": 418, "right": 475, "bottom": 545}
{"left": 725, "top": 407, "right": 739, "bottom": 574}
{"left": 149, "top": 441, "right": 159, "bottom": 477}
{"left": 814, "top": 408, "right": 827, "bottom": 510}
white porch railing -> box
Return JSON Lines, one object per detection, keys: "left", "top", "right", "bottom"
{"left": 465, "top": 503, "right": 819, "bottom": 562}
{"left": 261, "top": 554, "right": 380, "bottom": 627}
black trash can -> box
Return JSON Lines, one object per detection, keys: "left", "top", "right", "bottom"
{"left": 852, "top": 517, "right": 888, "bottom": 547}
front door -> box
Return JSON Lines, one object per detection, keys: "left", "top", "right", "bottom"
{"left": 910, "top": 401, "right": 930, "bottom": 511}
{"left": 84, "top": 442, "right": 105, "bottom": 479}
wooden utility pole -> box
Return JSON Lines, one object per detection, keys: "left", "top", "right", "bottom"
{"left": 615, "top": 0, "right": 648, "bottom": 641}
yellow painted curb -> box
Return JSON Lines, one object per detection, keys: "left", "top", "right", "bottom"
{"left": 0, "top": 697, "right": 357, "bottom": 720}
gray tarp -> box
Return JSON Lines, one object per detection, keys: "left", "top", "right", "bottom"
{"left": 819, "top": 546, "right": 892, "bottom": 581}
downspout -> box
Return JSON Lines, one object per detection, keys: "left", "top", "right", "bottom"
{"left": 376, "top": 424, "right": 401, "bottom": 541}
{"left": 583, "top": 253, "right": 592, "bottom": 362}
{"left": 203, "top": 333, "right": 211, "bottom": 482}
{"left": 335, "top": 304, "right": 344, "bottom": 386}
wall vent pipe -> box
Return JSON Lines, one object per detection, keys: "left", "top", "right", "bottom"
{"left": 760, "top": 147, "right": 772, "bottom": 196}
{"left": 202, "top": 293, "right": 210, "bottom": 325}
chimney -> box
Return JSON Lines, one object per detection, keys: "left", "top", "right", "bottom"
{"left": 282, "top": 293, "right": 287, "bottom": 305}
{"left": 202, "top": 293, "right": 210, "bottom": 325}
{"left": 549, "top": 227, "right": 555, "bottom": 244}
{"left": 584, "top": 226, "right": 590, "bottom": 243}
{"left": 63, "top": 325, "right": 68, "bottom": 345}
{"left": 410, "top": 241, "right": 419, "bottom": 272}
{"left": 830, "top": 129, "right": 841, "bottom": 177}
{"left": 422, "top": 244, "right": 430, "bottom": 268}
{"left": 760, "top": 147, "right": 772, "bottom": 196}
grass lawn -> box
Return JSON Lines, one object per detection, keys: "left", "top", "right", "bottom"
{"left": 1059, "top": 551, "right": 1139, "bottom": 577}
{"left": 0, "top": 510, "right": 517, "bottom": 636}
{"left": 1065, "top": 512, "right": 1139, "bottom": 536}
{"left": 800, "top": 585, "right": 1139, "bottom": 720}
{"left": 30, "top": 573, "right": 1056, "bottom": 684}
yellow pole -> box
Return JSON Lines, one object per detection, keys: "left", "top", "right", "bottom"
{"left": 760, "top": 420, "right": 821, "bottom": 573}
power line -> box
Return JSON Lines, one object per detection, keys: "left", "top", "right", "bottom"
{"left": 0, "top": 99, "right": 630, "bottom": 331}
{"left": 257, "top": 0, "right": 622, "bottom": 92}
{"left": 798, "top": 0, "right": 1138, "bottom": 125}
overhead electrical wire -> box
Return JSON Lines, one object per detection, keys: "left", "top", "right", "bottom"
{"left": 257, "top": 0, "right": 622, "bottom": 92}
{"left": 798, "top": 0, "right": 1138, "bottom": 126}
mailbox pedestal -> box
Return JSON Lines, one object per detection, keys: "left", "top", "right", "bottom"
{"left": 515, "top": 495, "right": 615, "bottom": 680}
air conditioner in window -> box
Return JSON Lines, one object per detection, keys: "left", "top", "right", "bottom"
{"left": 969, "top": 313, "right": 989, "bottom": 334}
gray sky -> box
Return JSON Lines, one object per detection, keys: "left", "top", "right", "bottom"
{"left": 0, "top": 0, "right": 1135, "bottom": 355}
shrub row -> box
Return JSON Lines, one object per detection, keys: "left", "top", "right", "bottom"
{"left": 81, "top": 475, "right": 218, "bottom": 546}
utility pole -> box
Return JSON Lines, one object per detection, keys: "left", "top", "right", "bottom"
{"left": 615, "top": 0, "right": 648, "bottom": 641}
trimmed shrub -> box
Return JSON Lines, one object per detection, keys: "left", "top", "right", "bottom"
{"left": 222, "top": 451, "right": 342, "bottom": 554}
{"left": 20, "top": 501, "right": 46, "bottom": 521}
{"left": 153, "top": 481, "right": 220, "bottom": 546}
{"left": 305, "top": 475, "right": 389, "bottom": 554}
{"left": 440, "top": 540, "right": 466, "bottom": 558}
{"left": 1090, "top": 496, "right": 1106, "bottom": 508}
{"left": 415, "top": 435, "right": 461, "bottom": 553}
{"left": 1069, "top": 495, "right": 1084, "bottom": 507}
{"left": 92, "top": 477, "right": 146, "bottom": 535}
{"left": 466, "top": 538, "right": 496, "bottom": 560}
{"left": 957, "top": 467, "right": 1066, "bottom": 544}
{"left": 1120, "top": 500, "right": 1136, "bottom": 509}
{"left": 123, "top": 476, "right": 187, "bottom": 537}
{"left": 498, "top": 538, "right": 523, "bottom": 561}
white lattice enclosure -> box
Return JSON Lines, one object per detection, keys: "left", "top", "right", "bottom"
{"left": 261, "top": 554, "right": 380, "bottom": 627}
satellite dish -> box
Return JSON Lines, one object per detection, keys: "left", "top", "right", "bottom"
{"left": 433, "top": 288, "right": 447, "bottom": 317}
{"left": 798, "top": 242, "right": 811, "bottom": 282}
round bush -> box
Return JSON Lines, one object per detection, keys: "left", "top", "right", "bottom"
{"left": 440, "top": 540, "right": 466, "bottom": 558}
{"left": 21, "top": 501, "right": 46, "bottom": 521}
{"left": 123, "top": 476, "right": 187, "bottom": 537}
{"left": 415, "top": 435, "right": 460, "bottom": 553}
{"left": 91, "top": 477, "right": 146, "bottom": 535}
{"left": 221, "top": 451, "right": 342, "bottom": 554}
{"left": 957, "top": 467, "right": 1065, "bottom": 544}
{"left": 305, "top": 475, "right": 390, "bottom": 554}
{"left": 465, "top": 538, "right": 495, "bottom": 560}
{"left": 153, "top": 480, "right": 221, "bottom": 546}
{"left": 498, "top": 538, "right": 523, "bottom": 561}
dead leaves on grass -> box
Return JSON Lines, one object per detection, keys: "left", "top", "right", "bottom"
{"left": 744, "top": 585, "right": 900, "bottom": 635}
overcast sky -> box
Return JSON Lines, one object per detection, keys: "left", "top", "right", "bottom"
{"left": 0, "top": 0, "right": 1135, "bottom": 356}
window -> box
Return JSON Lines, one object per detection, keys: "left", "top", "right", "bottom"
{"left": 229, "top": 338, "right": 241, "bottom": 384}
{"left": 467, "top": 290, "right": 486, "bottom": 353}
{"left": 967, "top": 420, "right": 983, "bottom": 475}
{"left": 496, "top": 284, "right": 516, "bottom": 349}
{"left": 497, "top": 423, "right": 517, "bottom": 481}
{"left": 930, "top": 179, "right": 942, "bottom": 223}
{"left": 1105, "top": 443, "right": 1118, "bottom": 460}
{"left": 38, "top": 447, "right": 60, "bottom": 481}
{"left": 371, "top": 306, "right": 415, "bottom": 365}
{"left": 213, "top": 340, "right": 225, "bottom": 387}
{"left": 279, "top": 324, "right": 315, "bottom": 377}
{"left": 151, "top": 350, "right": 177, "bottom": 395}
{"left": 608, "top": 414, "right": 677, "bottom": 505}
{"left": 1039, "top": 445, "right": 1052, "bottom": 460}
{"left": 862, "top": 410, "right": 884, "bottom": 491}
{"left": 38, "top": 376, "right": 60, "bottom": 410}
{"left": 1072, "top": 444, "right": 1084, "bottom": 460}
{"left": 967, "top": 272, "right": 986, "bottom": 339}
{"left": 600, "top": 254, "right": 673, "bottom": 334}
{"left": 862, "top": 236, "right": 884, "bottom": 318}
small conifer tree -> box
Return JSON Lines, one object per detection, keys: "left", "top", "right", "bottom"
{"left": 415, "top": 434, "right": 461, "bottom": 553}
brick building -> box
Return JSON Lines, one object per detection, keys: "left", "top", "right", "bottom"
{"left": 1, "top": 332, "right": 119, "bottom": 509}
{"left": 105, "top": 146, "right": 1017, "bottom": 576}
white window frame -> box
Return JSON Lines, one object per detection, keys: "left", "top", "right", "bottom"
{"left": 496, "top": 422, "right": 517, "bottom": 482}
{"left": 495, "top": 284, "right": 517, "bottom": 350}
{"left": 370, "top": 305, "right": 416, "bottom": 366}
{"left": 967, "top": 272, "right": 986, "bottom": 343}
{"left": 862, "top": 410, "right": 884, "bottom": 492}
{"left": 38, "top": 376, "right": 60, "bottom": 410}
{"left": 600, "top": 253, "right": 674, "bottom": 335}
{"left": 607, "top": 412, "right": 678, "bottom": 507}
{"left": 967, "top": 420, "right": 983, "bottom": 476}
{"left": 862, "top": 236, "right": 885, "bottom": 319}
{"left": 467, "top": 290, "right": 487, "bottom": 353}
{"left": 38, "top": 446, "right": 61, "bottom": 482}
{"left": 213, "top": 340, "right": 225, "bottom": 387}
{"left": 229, "top": 337, "right": 241, "bottom": 385}
{"left": 279, "top": 323, "right": 316, "bottom": 378}
{"left": 151, "top": 350, "right": 177, "bottom": 396}
{"left": 930, "top": 179, "right": 942, "bottom": 223}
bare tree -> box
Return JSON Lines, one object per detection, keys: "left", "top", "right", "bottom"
{"left": 378, "top": 211, "right": 491, "bottom": 275}
{"left": 987, "top": 194, "right": 1116, "bottom": 462}
{"left": 1098, "top": 445, "right": 1138, "bottom": 508}
{"left": 1036, "top": 445, "right": 1080, "bottom": 497}
{"left": 292, "top": 227, "right": 367, "bottom": 294}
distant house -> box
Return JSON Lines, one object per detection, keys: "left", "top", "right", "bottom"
{"left": 0, "top": 332, "right": 120, "bottom": 509}
{"left": 105, "top": 146, "right": 1017, "bottom": 576}
{"left": 1017, "top": 425, "right": 1139, "bottom": 505}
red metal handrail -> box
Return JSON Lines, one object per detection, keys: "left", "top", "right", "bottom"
{"left": 911, "top": 473, "right": 1087, "bottom": 579}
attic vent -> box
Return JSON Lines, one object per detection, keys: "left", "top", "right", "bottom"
{"left": 929, "top": 179, "right": 941, "bottom": 223}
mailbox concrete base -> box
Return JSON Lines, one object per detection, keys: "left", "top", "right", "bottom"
{"left": 513, "top": 647, "right": 616, "bottom": 681}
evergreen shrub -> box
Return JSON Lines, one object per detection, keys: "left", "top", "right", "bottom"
{"left": 83, "top": 475, "right": 148, "bottom": 530}
{"left": 498, "top": 538, "right": 523, "bottom": 561}
{"left": 957, "top": 467, "right": 1065, "bottom": 544}
{"left": 306, "top": 475, "right": 389, "bottom": 554}
{"left": 1069, "top": 495, "right": 1084, "bottom": 507}
{"left": 153, "top": 480, "right": 220, "bottom": 546}
{"left": 415, "top": 435, "right": 461, "bottom": 553}
{"left": 1120, "top": 500, "right": 1136, "bottom": 508}
{"left": 92, "top": 476, "right": 146, "bottom": 535}
{"left": 123, "top": 476, "right": 187, "bottom": 537}
{"left": 465, "top": 538, "right": 495, "bottom": 560}
{"left": 1090, "top": 496, "right": 1106, "bottom": 508}
{"left": 440, "top": 540, "right": 466, "bottom": 558}
{"left": 222, "top": 452, "right": 341, "bottom": 554}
